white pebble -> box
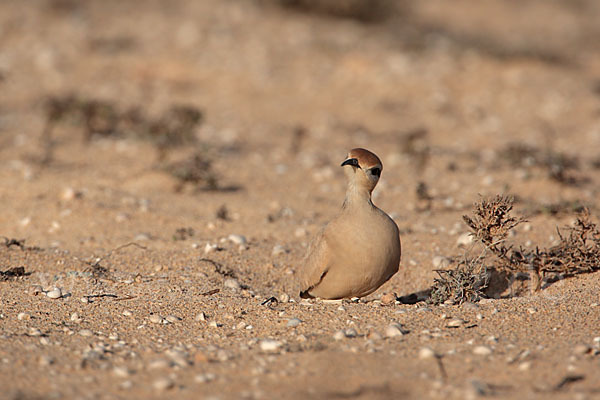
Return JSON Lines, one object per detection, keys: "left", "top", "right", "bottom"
{"left": 228, "top": 234, "right": 247, "bottom": 245}
{"left": 194, "top": 373, "right": 216, "bottom": 383}
{"left": 79, "top": 329, "right": 93, "bottom": 337}
{"left": 259, "top": 339, "right": 282, "bottom": 352}
{"left": 518, "top": 361, "right": 531, "bottom": 371}
{"left": 28, "top": 328, "right": 42, "bottom": 337}
{"left": 384, "top": 324, "right": 405, "bottom": 338}
{"left": 419, "top": 347, "right": 436, "bottom": 360}
{"left": 473, "top": 346, "right": 492, "bottom": 356}
{"left": 165, "top": 315, "right": 181, "bottom": 323}
{"left": 456, "top": 233, "right": 474, "bottom": 247}
{"left": 149, "top": 315, "right": 163, "bottom": 324}
{"left": 294, "top": 228, "right": 307, "bottom": 237}
{"left": 70, "top": 313, "right": 82, "bottom": 323}
{"left": 279, "top": 293, "right": 290, "bottom": 303}
{"left": 153, "top": 378, "right": 174, "bottom": 391}
{"left": 272, "top": 245, "right": 288, "bottom": 256}
{"left": 204, "top": 243, "right": 218, "bottom": 254}
{"left": 46, "top": 288, "right": 62, "bottom": 299}
{"left": 333, "top": 330, "right": 346, "bottom": 341}
{"left": 432, "top": 256, "right": 450, "bottom": 269}
{"left": 224, "top": 278, "right": 241, "bottom": 290}
{"left": 195, "top": 312, "right": 206, "bottom": 322}
{"left": 113, "top": 366, "right": 130, "bottom": 378}
{"left": 39, "top": 355, "right": 54, "bottom": 366}
{"left": 447, "top": 318, "right": 464, "bottom": 328}
{"left": 286, "top": 318, "right": 302, "bottom": 328}
{"left": 122, "top": 310, "right": 133, "bottom": 317}
{"left": 17, "top": 313, "right": 30, "bottom": 321}
{"left": 208, "top": 321, "right": 220, "bottom": 328}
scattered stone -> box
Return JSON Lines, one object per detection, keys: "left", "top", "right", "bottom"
{"left": 228, "top": 234, "right": 247, "bottom": 245}
{"left": 148, "top": 359, "right": 170, "bottom": 370}
{"left": 279, "top": 293, "right": 290, "bottom": 303}
{"left": 40, "top": 337, "right": 50, "bottom": 345}
{"left": 447, "top": 318, "right": 464, "bottom": 328}
{"left": 122, "top": 310, "right": 133, "bottom": 317}
{"left": 149, "top": 314, "right": 163, "bottom": 324}
{"left": 294, "top": 227, "right": 307, "bottom": 237}
{"left": 384, "top": 324, "right": 405, "bottom": 338}
{"left": 367, "top": 331, "right": 382, "bottom": 340}
{"left": 204, "top": 243, "right": 218, "bottom": 254}
{"left": 39, "top": 355, "right": 54, "bottom": 366}
{"left": 286, "top": 318, "right": 302, "bottom": 328}
{"left": 46, "top": 288, "right": 62, "bottom": 299}
{"left": 71, "top": 313, "right": 82, "bottom": 323}
{"left": 573, "top": 344, "right": 591, "bottom": 356}
{"left": 344, "top": 328, "right": 358, "bottom": 338}
{"left": 165, "top": 315, "right": 181, "bottom": 323}
{"left": 473, "top": 346, "right": 492, "bottom": 356}
{"left": 456, "top": 232, "right": 474, "bottom": 247}
{"left": 432, "top": 256, "right": 451, "bottom": 269}
{"left": 17, "top": 313, "right": 30, "bottom": 321}
{"left": 518, "top": 361, "right": 531, "bottom": 371}
{"left": 419, "top": 347, "right": 436, "bottom": 360}
{"left": 527, "top": 308, "right": 537, "bottom": 314}
{"left": 28, "top": 328, "right": 43, "bottom": 337}
{"left": 224, "top": 278, "right": 241, "bottom": 290}
{"left": 79, "top": 329, "right": 93, "bottom": 337}
{"left": 260, "top": 339, "right": 282, "bottom": 353}
{"left": 195, "top": 312, "right": 207, "bottom": 322}
{"left": 208, "top": 321, "right": 220, "bottom": 328}
{"left": 153, "top": 378, "right": 174, "bottom": 391}
{"left": 80, "top": 297, "right": 89, "bottom": 304}
{"left": 272, "top": 245, "right": 288, "bottom": 256}
{"left": 113, "top": 366, "right": 130, "bottom": 378}
{"left": 194, "top": 373, "right": 216, "bottom": 383}
{"left": 462, "top": 302, "right": 479, "bottom": 311}
{"left": 333, "top": 330, "right": 346, "bottom": 341}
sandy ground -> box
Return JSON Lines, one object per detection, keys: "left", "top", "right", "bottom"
{"left": 1, "top": 0, "right": 600, "bottom": 399}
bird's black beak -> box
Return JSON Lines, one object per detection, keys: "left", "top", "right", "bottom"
{"left": 341, "top": 158, "right": 359, "bottom": 167}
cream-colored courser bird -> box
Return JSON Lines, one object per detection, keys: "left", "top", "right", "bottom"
{"left": 298, "top": 148, "right": 401, "bottom": 299}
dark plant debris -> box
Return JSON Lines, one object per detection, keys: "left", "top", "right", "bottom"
{"left": 2, "top": 237, "right": 42, "bottom": 251}
{"left": 429, "top": 258, "right": 489, "bottom": 305}
{"left": 41, "top": 94, "right": 203, "bottom": 163}
{"left": 0, "top": 266, "right": 28, "bottom": 281}
{"left": 164, "top": 153, "right": 219, "bottom": 191}
{"left": 173, "top": 227, "right": 195, "bottom": 241}
{"left": 498, "top": 142, "right": 586, "bottom": 185}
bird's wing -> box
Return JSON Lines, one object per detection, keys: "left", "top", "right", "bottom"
{"left": 297, "top": 227, "right": 332, "bottom": 298}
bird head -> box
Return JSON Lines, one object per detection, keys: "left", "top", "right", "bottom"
{"left": 341, "top": 148, "right": 382, "bottom": 193}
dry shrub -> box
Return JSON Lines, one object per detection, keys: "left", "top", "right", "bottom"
{"left": 430, "top": 258, "right": 488, "bottom": 305}
{"left": 430, "top": 195, "right": 600, "bottom": 304}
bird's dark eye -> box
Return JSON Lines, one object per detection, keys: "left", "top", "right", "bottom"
{"left": 370, "top": 167, "right": 381, "bottom": 177}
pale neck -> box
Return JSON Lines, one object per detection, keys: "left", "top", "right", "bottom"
{"left": 342, "top": 180, "right": 373, "bottom": 209}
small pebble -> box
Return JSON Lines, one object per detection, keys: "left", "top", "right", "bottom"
{"left": 286, "top": 318, "right": 302, "bottom": 328}
{"left": 17, "top": 313, "right": 30, "bottom": 321}
{"left": 79, "top": 329, "right": 93, "bottom": 337}
{"left": 194, "top": 373, "right": 216, "bottom": 383}
{"left": 432, "top": 256, "right": 450, "bottom": 269}
{"left": 208, "top": 321, "right": 220, "bottom": 328}
{"left": 228, "top": 234, "right": 247, "bottom": 245}
{"left": 272, "top": 245, "right": 288, "bottom": 256}
{"left": 46, "top": 288, "right": 62, "bottom": 299}
{"left": 122, "top": 310, "right": 133, "bottom": 317}
{"left": 204, "top": 243, "right": 218, "bottom": 254}
{"left": 80, "top": 297, "right": 89, "bottom": 304}
{"left": 518, "top": 361, "right": 531, "bottom": 371}
{"left": 527, "top": 308, "right": 537, "bottom": 314}
{"left": 573, "top": 344, "right": 591, "bottom": 356}
{"left": 195, "top": 312, "right": 206, "bottom": 322}
{"left": 259, "top": 339, "right": 282, "bottom": 353}
{"left": 473, "top": 346, "right": 492, "bottom": 356}
{"left": 28, "top": 328, "right": 42, "bottom": 337}
{"left": 419, "top": 347, "right": 436, "bottom": 360}
{"left": 149, "top": 315, "right": 163, "bottom": 324}
{"left": 165, "top": 315, "right": 181, "bottom": 323}
{"left": 113, "top": 366, "right": 130, "bottom": 378}
{"left": 447, "top": 318, "right": 464, "bottom": 328}
{"left": 279, "top": 293, "right": 290, "bottom": 303}
{"left": 71, "top": 313, "right": 82, "bottom": 323}
{"left": 333, "top": 330, "right": 346, "bottom": 341}
{"left": 153, "top": 378, "right": 174, "bottom": 391}
{"left": 224, "top": 278, "right": 241, "bottom": 290}
{"left": 384, "top": 324, "right": 404, "bottom": 338}
{"left": 456, "top": 232, "right": 474, "bottom": 247}
{"left": 39, "top": 355, "right": 54, "bottom": 366}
